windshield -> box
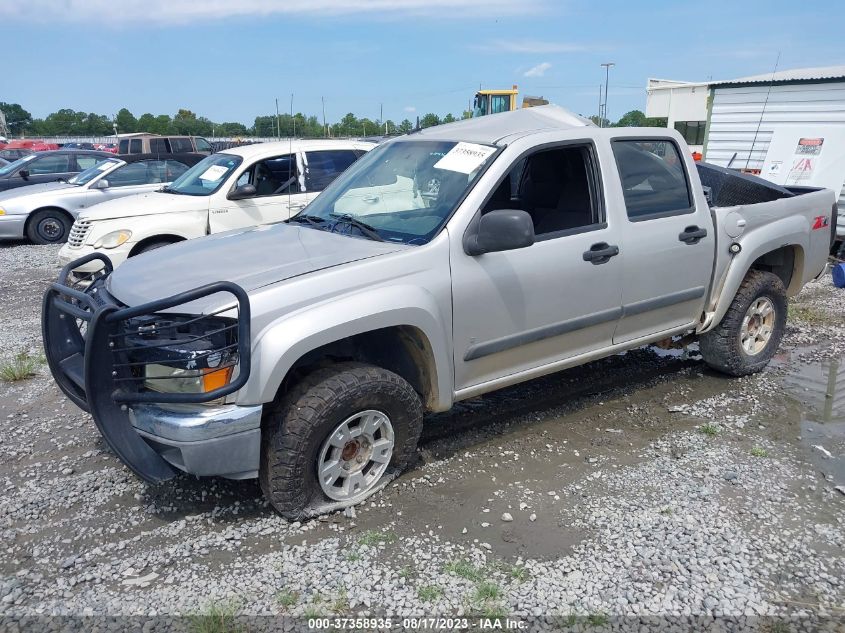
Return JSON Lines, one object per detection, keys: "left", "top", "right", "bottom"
{"left": 0, "top": 154, "right": 37, "bottom": 176}
{"left": 166, "top": 153, "right": 242, "bottom": 196}
{"left": 295, "top": 140, "right": 497, "bottom": 244}
{"left": 69, "top": 158, "right": 122, "bottom": 185}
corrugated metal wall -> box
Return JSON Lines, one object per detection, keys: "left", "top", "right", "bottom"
{"left": 705, "top": 81, "right": 845, "bottom": 214}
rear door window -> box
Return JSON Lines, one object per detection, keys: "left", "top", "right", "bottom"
{"left": 149, "top": 138, "right": 168, "bottom": 153}
{"left": 118, "top": 139, "right": 130, "bottom": 154}
{"left": 611, "top": 139, "right": 693, "bottom": 220}
{"left": 170, "top": 137, "right": 194, "bottom": 153}
{"left": 75, "top": 155, "right": 102, "bottom": 170}
{"left": 304, "top": 149, "right": 359, "bottom": 192}
{"left": 106, "top": 161, "right": 152, "bottom": 186}
{"left": 129, "top": 139, "right": 142, "bottom": 154}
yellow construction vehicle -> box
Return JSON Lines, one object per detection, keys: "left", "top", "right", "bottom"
{"left": 472, "top": 85, "right": 548, "bottom": 117}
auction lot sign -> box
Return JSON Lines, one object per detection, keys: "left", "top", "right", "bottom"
{"left": 762, "top": 126, "right": 845, "bottom": 194}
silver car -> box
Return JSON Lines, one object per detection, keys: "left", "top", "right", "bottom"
{"left": 0, "top": 153, "right": 203, "bottom": 244}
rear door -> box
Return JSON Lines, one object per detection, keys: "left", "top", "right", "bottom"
{"left": 610, "top": 138, "right": 714, "bottom": 343}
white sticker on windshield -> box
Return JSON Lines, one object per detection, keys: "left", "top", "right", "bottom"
{"left": 433, "top": 142, "right": 496, "bottom": 174}
{"left": 199, "top": 165, "right": 228, "bottom": 181}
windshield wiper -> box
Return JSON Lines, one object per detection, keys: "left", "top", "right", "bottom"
{"left": 329, "top": 213, "right": 385, "bottom": 242}
{"left": 288, "top": 214, "right": 326, "bottom": 227}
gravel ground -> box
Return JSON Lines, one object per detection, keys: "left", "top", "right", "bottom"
{"left": 0, "top": 242, "right": 843, "bottom": 630}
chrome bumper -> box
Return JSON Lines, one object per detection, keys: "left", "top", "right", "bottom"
{"left": 128, "top": 403, "right": 263, "bottom": 479}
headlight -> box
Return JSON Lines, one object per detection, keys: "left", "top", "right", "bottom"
{"left": 0, "top": 207, "right": 6, "bottom": 215}
{"left": 93, "top": 229, "right": 131, "bottom": 249}
{"left": 144, "top": 364, "right": 234, "bottom": 394}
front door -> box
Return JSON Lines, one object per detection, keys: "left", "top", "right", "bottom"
{"left": 451, "top": 143, "right": 624, "bottom": 392}
{"left": 209, "top": 153, "right": 308, "bottom": 233}
{"left": 609, "top": 139, "right": 713, "bottom": 344}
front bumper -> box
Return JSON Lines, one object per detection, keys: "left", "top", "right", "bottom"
{"left": 42, "top": 252, "right": 254, "bottom": 482}
{"left": 129, "top": 403, "right": 262, "bottom": 479}
{"left": 59, "top": 243, "right": 129, "bottom": 274}
{"left": 0, "top": 213, "right": 26, "bottom": 239}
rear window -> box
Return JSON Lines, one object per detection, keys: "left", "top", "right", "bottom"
{"left": 149, "top": 138, "right": 169, "bottom": 153}
{"left": 129, "top": 139, "right": 142, "bottom": 154}
{"left": 118, "top": 139, "right": 129, "bottom": 154}
{"left": 170, "top": 137, "right": 194, "bottom": 153}
{"left": 611, "top": 139, "right": 692, "bottom": 220}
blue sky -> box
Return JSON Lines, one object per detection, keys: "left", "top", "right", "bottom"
{"left": 3, "top": 0, "right": 844, "bottom": 125}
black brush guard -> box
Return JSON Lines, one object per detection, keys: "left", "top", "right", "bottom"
{"left": 42, "top": 253, "right": 251, "bottom": 483}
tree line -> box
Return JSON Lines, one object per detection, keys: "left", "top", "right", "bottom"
{"left": 0, "top": 101, "right": 665, "bottom": 139}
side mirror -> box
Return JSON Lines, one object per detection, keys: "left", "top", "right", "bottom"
{"left": 94, "top": 179, "right": 109, "bottom": 189}
{"left": 18, "top": 169, "right": 29, "bottom": 180}
{"left": 465, "top": 209, "right": 535, "bottom": 256}
{"left": 227, "top": 183, "right": 257, "bottom": 200}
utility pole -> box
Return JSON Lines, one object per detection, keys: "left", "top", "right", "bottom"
{"left": 322, "top": 97, "right": 328, "bottom": 138}
{"left": 598, "top": 85, "right": 603, "bottom": 127}
{"left": 600, "top": 62, "right": 615, "bottom": 127}
{"left": 275, "top": 98, "right": 280, "bottom": 139}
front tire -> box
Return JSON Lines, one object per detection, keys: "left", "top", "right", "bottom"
{"left": 699, "top": 270, "right": 787, "bottom": 376}
{"left": 27, "top": 209, "right": 72, "bottom": 244}
{"left": 260, "top": 362, "right": 423, "bottom": 519}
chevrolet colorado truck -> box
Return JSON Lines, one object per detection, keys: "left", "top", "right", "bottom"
{"left": 43, "top": 106, "right": 837, "bottom": 518}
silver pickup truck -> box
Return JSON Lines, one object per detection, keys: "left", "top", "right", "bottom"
{"left": 43, "top": 106, "right": 837, "bottom": 518}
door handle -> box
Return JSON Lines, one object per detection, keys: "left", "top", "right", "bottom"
{"left": 361, "top": 194, "right": 380, "bottom": 203}
{"left": 582, "top": 242, "right": 619, "bottom": 264}
{"left": 679, "top": 225, "right": 707, "bottom": 244}
{"left": 289, "top": 203, "right": 306, "bottom": 211}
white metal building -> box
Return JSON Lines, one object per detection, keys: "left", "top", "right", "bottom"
{"left": 645, "top": 79, "right": 709, "bottom": 152}
{"left": 647, "top": 66, "right": 845, "bottom": 215}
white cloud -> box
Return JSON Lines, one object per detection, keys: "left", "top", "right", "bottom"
{"left": 524, "top": 62, "right": 552, "bottom": 77}
{"left": 404, "top": 106, "right": 417, "bottom": 113}
{"left": 0, "top": 0, "right": 547, "bottom": 24}
{"left": 473, "top": 40, "right": 586, "bottom": 54}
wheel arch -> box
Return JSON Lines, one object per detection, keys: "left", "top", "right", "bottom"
{"left": 128, "top": 234, "right": 186, "bottom": 257}
{"left": 242, "top": 288, "right": 453, "bottom": 412}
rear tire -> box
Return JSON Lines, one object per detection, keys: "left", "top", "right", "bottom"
{"left": 27, "top": 209, "right": 72, "bottom": 244}
{"left": 260, "top": 362, "right": 423, "bottom": 519}
{"left": 699, "top": 270, "right": 787, "bottom": 376}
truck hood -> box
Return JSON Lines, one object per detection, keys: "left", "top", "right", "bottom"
{"left": 0, "top": 181, "right": 75, "bottom": 204}
{"left": 106, "top": 222, "right": 407, "bottom": 311}
{"left": 79, "top": 190, "right": 199, "bottom": 221}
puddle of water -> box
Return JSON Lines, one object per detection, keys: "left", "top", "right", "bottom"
{"left": 783, "top": 355, "right": 845, "bottom": 484}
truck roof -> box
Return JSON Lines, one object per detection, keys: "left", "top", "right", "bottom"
{"left": 220, "top": 139, "right": 376, "bottom": 161}
{"left": 410, "top": 104, "right": 595, "bottom": 146}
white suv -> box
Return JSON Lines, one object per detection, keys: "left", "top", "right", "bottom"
{"left": 59, "top": 139, "right": 374, "bottom": 273}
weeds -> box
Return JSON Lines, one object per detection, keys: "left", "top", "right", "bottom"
{"left": 473, "top": 581, "right": 501, "bottom": 602}
{"left": 750, "top": 446, "right": 769, "bottom": 458}
{"left": 275, "top": 590, "right": 298, "bottom": 610}
{"left": 417, "top": 585, "right": 443, "bottom": 602}
{"left": 444, "top": 559, "right": 485, "bottom": 582}
{"left": 587, "top": 612, "right": 609, "bottom": 627}
{"left": 188, "top": 599, "right": 243, "bottom": 633}
{"left": 699, "top": 423, "right": 720, "bottom": 437}
{"left": 789, "top": 303, "right": 832, "bottom": 325}
{"left": 0, "top": 353, "right": 39, "bottom": 382}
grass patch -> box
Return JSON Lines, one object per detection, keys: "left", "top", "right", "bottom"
{"left": 473, "top": 581, "right": 501, "bottom": 602}
{"left": 444, "top": 559, "right": 485, "bottom": 582}
{"left": 345, "top": 551, "right": 361, "bottom": 562}
{"left": 188, "top": 599, "right": 243, "bottom": 633}
{"left": 357, "top": 529, "right": 397, "bottom": 546}
{"left": 789, "top": 303, "right": 832, "bottom": 325}
{"left": 399, "top": 565, "right": 417, "bottom": 579}
{"left": 275, "top": 590, "right": 298, "bottom": 610}
{"left": 587, "top": 612, "right": 609, "bottom": 627}
{"left": 699, "top": 423, "right": 720, "bottom": 437}
{"left": 417, "top": 585, "right": 443, "bottom": 602}
{"left": 0, "top": 353, "right": 39, "bottom": 382}
{"left": 750, "top": 446, "right": 769, "bottom": 458}
{"left": 331, "top": 588, "right": 348, "bottom": 613}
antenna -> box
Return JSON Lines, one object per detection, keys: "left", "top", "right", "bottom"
{"left": 746, "top": 52, "right": 781, "bottom": 170}
{"left": 275, "top": 98, "right": 280, "bottom": 140}
{"left": 289, "top": 94, "right": 294, "bottom": 212}
{"left": 322, "top": 96, "right": 328, "bottom": 138}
